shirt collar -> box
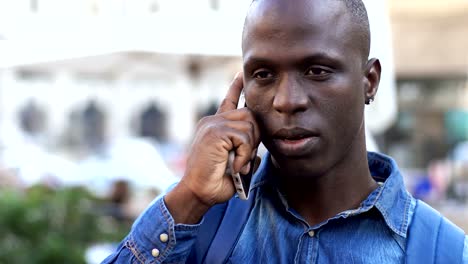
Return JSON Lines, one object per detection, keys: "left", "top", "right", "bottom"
{"left": 367, "top": 151, "right": 413, "bottom": 238}
{"left": 250, "top": 151, "right": 413, "bottom": 238}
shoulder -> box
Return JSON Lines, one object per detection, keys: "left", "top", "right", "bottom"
{"left": 406, "top": 199, "right": 465, "bottom": 263}
{"left": 408, "top": 199, "right": 465, "bottom": 239}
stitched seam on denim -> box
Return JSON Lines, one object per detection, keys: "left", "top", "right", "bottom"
{"left": 125, "top": 236, "right": 147, "bottom": 264}
{"left": 374, "top": 178, "right": 406, "bottom": 237}
{"left": 341, "top": 184, "right": 385, "bottom": 218}
{"left": 376, "top": 201, "right": 405, "bottom": 237}
{"left": 251, "top": 180, "right": 268, "bottom": 189}
{"left": 373, "top": 169, "right": 410, "bottom": 237}
{"left": 399, "top": 193, "right": 412, "bottom": 237}
{"left": 388, "top": 230, "right": 406, "bottom": 254}
{"left": 363, "top": 184, "right": 385, "bottom": 208}
{"left": 159, "top": 199, "right": 176, "bottom": 260}
{"left": 294, "top": 233, "right": 306, "bottom": 263}
{"left": 434, "top": 215, "right": 444, "bottom": 262}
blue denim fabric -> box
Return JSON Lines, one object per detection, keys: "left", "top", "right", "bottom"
{"left": 102, "top": 152, "right": 468, "bottom": 264}
{"left": 464, "top": 237, "right": 468, "bottom": 263}
{"left": 101, "top": 197, "right": 201, "bottom": 264}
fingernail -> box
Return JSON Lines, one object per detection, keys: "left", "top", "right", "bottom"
{"left": 241, "top": 162, "right": 251, "bottom": 175}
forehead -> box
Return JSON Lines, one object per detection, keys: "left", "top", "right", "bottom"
{"left": 242, "top": 0, "right": 361, "bottom": 64}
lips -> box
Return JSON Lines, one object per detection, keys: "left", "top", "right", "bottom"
{"left": 272, "top": 127, "right": 321, "bottom": 156}
{"left": 273, "top": 127, "right": 319, "bottom": 140}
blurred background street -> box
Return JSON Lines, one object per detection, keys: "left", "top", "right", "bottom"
{"left": 0, "top": 0, "right": 467, "bottom": 263}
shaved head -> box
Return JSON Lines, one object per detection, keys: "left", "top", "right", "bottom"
{"left": 336, "top": 0, "right": 370, "bottom": 60}
{"left": 243, "top": 0, "right": 371, "bottom": 63}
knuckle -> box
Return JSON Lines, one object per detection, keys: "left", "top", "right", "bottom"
{"left": 197, "top": 116, "right": 212, "bottom": 128}
{"left": 198, "top": 116, "right": 222, "bottom": 131}
{"left": 240, "top": 133, "right": 251, "bottom": 145}
{"left": 247, "top": 121, "right": 255, "bottom": 133}
{"left": 203, "top": 122, "right": 220, "bottom": 135}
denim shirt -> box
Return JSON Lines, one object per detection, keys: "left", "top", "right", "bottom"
{"left": 102, "top": 152, "right": 468, "bottom": 263}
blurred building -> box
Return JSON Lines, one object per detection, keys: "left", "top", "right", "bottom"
{"left": 384, "top": 0, "right": 468, "bottom": 169}
{"left": 0, "top": 0, "right": 465, "bottom": 181}
{"left": 0, "top": 0, "right": 250, "bottom": 146}
{"left": 0, "top": 0, "right": 250, "bottom": 190}
{"left": 0, "top": 0, "right": 396, "bottom": 144}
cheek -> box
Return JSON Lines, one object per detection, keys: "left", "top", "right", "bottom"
{"left": 318, "top": 83, "right": 364, "bottom": 136}
{"left": 244, "top": 89, "right": 272, "bottom": 138}
{"left": 338, "top": 101, "right": 363, "bottom": 132}
{"left": 245, "top": 88, "right": 270, "bottom": 113}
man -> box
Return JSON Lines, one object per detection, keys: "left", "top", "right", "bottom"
{"left": 103, "top": 0, "right": 467, "bottom": 263}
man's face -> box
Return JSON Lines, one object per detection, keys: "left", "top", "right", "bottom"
{"left": 242, "top": 0, "right": 370, "bottom": 176}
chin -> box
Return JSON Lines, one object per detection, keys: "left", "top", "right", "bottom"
{"left": 270, "top": 150, "right": 330, "bottom": 178}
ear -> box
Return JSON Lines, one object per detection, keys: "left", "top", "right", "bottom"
{"left": 363, "top": 58, "right": 381, "bottom": 105}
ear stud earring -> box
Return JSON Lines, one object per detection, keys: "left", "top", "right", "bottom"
{"left": 365, "top": 97, "right": 374, "bottom": 105}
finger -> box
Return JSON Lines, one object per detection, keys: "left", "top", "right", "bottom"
{"left": 240, "top": 148, "right": 258, "bottom": 175}
{"left": 222, "top": 120, "right": 256, "bottom": 147}
{"left": 217, "top": 126, "right": 252, "bottom": 154}
{"left": 218, "top": 108, "right": 261, "bottom": 147}
{"left": 216, "top": 72, "right": 244, "bottom": 114}
{"left": 238, "top": 109, "right": 261, "bottom": 147}
{"left": 216, "top": 127, "right": 255, "bottom": 174}
{"left": 232, "top": 143, "right": 256, "bottom": 174}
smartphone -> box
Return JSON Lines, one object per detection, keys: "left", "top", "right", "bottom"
{"left": 226, "top": 90, "right": 256, "bottom": 200}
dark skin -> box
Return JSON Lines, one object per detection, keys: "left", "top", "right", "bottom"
{"left": 165, "top": 0, "right": 381, "bottom": 226}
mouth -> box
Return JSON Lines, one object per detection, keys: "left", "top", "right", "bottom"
{"left": 272, "top": 127, "right": 321, "bottom": 156}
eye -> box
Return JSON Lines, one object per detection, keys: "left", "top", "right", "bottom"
{"left": 252, "top": 69, "right": 274, "bottom": 80}
{"left": 305, "top": 66, "right": 332, "bottom": 79}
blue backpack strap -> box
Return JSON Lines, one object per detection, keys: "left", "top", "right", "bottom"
{"left": 406, "top": 200, "right": 465, "bottom": 264}
{"left": 186, "top": 193, "right": 256, "bottom": 264}
{"left": 187, "top": 202, "right": 229, "bottom": 263}
{"left": 204, "top": 193, "right": 256, "bottom": 263}
{"left": 436, "top": 213, "right": 465, "bottom": 263}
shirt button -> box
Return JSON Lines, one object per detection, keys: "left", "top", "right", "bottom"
{"left": 151, "top": 248, "right": 160, "bottom": 257}
{"left": 160, "top": 233, "right": 169, "bottom": 243}
{"left": 308, "top": 230, "right": 315, "bottom": 237}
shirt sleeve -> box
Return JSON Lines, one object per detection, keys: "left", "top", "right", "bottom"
{"left": 101, "top": 195, "right": 202, "bottom": 264}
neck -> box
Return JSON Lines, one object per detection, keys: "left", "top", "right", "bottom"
{"left": 274, "top": 137, "right": 378, "bottom": 226}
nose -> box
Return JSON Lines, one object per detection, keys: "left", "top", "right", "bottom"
{"left": 272, "top": 74, "right": 309, "bottom": 114}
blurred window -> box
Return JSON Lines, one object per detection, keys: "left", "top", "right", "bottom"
{"left": 139, "top": 103, "right": 167, "bottom": 142}
{"left": 16, "top": 70, "right": 52, "bottom": 82}
{"left": 30, "top": 0, "right": 38, "bottom": 12}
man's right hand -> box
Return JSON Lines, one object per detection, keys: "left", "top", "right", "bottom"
{"left": 164, "top": 73, "right": 261, "bottom": 224}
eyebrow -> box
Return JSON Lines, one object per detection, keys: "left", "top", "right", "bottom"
{"left": 243, "top": 52, "right": 344, "bottom": 70}
{"left": 242, "top": 56, "right": 273, "bottom": 69}
{"left": 244, "top": 49, "right": 340, "bottom": 65}
{"left": 299, "top": 53, "right": 343, "bottom": 68}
